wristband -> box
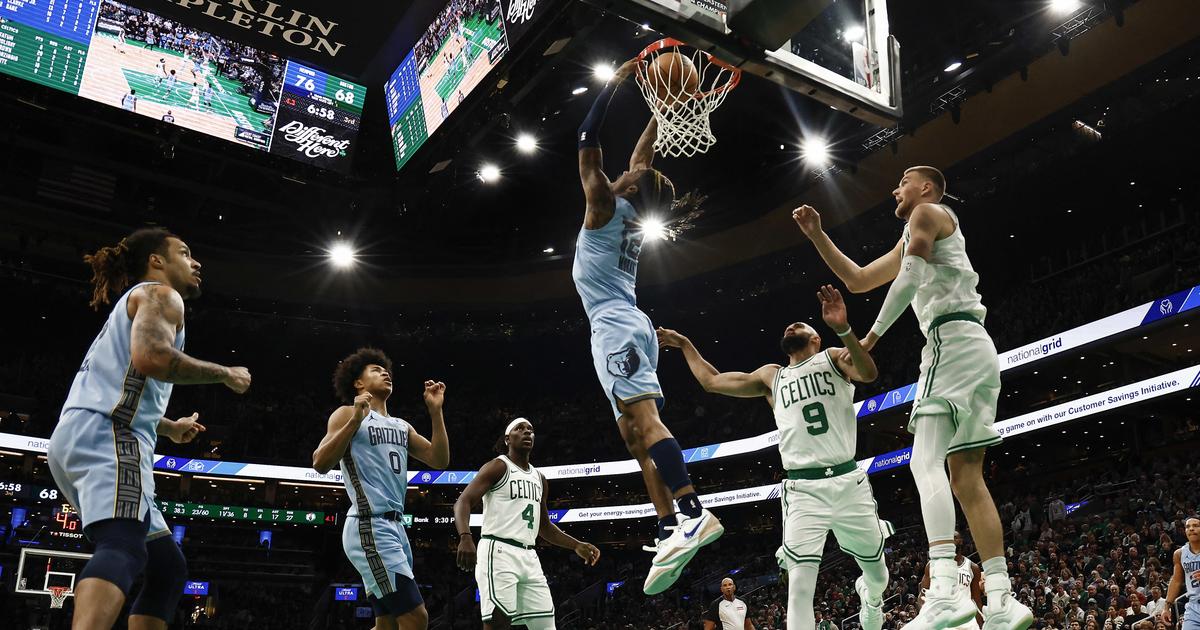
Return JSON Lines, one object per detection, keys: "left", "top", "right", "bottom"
{"left": 457, "top": 531, "right": 471, "bottom": 539}
{"left": 835, "top": 328, "right": 853, "bottom": 337}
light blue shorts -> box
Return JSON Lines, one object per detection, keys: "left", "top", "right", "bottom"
{"left": 342, "top": 515, "right": 416, "bottom": 599}
{"left": 588, "top": 305, "right": 665, "bottom": 420}
{"left": 48, "top": 409, "right": 170, "bottom": 540}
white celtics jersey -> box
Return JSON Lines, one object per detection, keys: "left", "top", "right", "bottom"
{"left": 958, "top": 557, "right": 977, "bottom": 590}
{"left": 771, "top": 349, "right": 856, "bottom": 470}
{"left": 901, "top": 204, "right": 987, "bottom": 335}
{"left": 481, "top": 455, "right": 543, "bottom": 546}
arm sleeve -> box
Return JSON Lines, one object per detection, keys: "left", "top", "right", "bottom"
{"left": 578, "top": 80, "right": 622, "bottom": 149}
{"left": 869, "top": 254, "right": 929, "bottom": 338}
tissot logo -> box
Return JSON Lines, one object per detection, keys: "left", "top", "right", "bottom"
{"left": 507, "top": 0, "right": 538, "bottom": 23}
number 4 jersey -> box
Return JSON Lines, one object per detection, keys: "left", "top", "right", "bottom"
{"left": 771, "top": 349, "right": 857, "bottom": 470}
{"left": 482, "top": 455, "right": 543, "bottom": 546}
{"left": 340, "top": 410, "right": 411, "bottom": 517}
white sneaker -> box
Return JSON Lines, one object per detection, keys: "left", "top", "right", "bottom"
{"left": 906, "top": 571, "right": 977, "bottom": 630}
{"left": 856, "top": 577, "right": 884, "bottom": 630}
{"left": 642, "top": 509, "right": 724, "bottom": 595}
{"left": 982, "top": 591, "right": 1033, "bottom": 630}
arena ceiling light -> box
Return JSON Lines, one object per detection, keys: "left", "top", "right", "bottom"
{"left": 516, "top": 133, "right": 538, "bottom": 154}
{"left": 478, "top": 164, "right": 501, "bottom": 183}
{"left": 329, "top": 243, "right": 356, "bottom": 268}
{"left": 641, "top": 218, "right": 669, "bottom": 241}
{"left": 801, "top": 137, "right": 830, "bottom": 167}
{"left": 571, "top": 86, "right": 589, "bottom": 95}
{"left": 593, "top": 62, "right": 616, "bottom": 82}
{"left": 842, "top": 24, "right": 865, "bottom": 42}
{"left": 944, "top": 60, "right": 963, "bottom": 72}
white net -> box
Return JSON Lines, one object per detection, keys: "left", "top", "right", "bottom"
{"left": 48, "top": 586, "right": 70, "bottom": 609}
{"left": 635, "top": 38, "right": 741, "bottom": 158}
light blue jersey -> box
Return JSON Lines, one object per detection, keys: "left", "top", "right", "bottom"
{"left": 340, "top": 409, "right": 416, "bottom": 598}
{"left": 341, "top": 410, "right": 411, "bottom": 517}
{"left": 1184, "top": 544, "right": 1200, "bottom": 624}
{"left": 572, "top": 197, "right": 665, "bottom": 419}
{"left": 49, "top": 281, "right": 183, "bottom": 532}
{"left": 571, "top": 196, "right": 642, "bottom": 319}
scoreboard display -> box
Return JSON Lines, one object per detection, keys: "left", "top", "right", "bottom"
{"left": 0, "top": 0, "right": 365, "bottom": 173}
{"left": 386, "top": 0, "right": 510, "bottom": 170}
{"left": 156, "top": 500, "right": 328, "bottom": 525}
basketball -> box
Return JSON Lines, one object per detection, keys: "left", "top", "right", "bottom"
{"left": 648, "top": 51, "right": 700, "bottom": 106}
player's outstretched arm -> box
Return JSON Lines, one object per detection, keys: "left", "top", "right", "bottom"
{"left": 157, "top": 413, "right": 206, "bottom": 444}
{"left": 657, "top": 327, "right": 776, "bottom": 399}
{"left": 409, "top": 381, "right": 449, "bottom": 469}
{"left": 792, "top": 205, "right": 902, "bottom": 294}
{"left": 629, "top": 117, "right": 658, "bottom": 172}
{"left": 578, "top": 58, "right": 639, "bottom": 229}
{"left": 863, "top": 203, "right": 942, "bottom": 349}
{"left": 311, "top": 394, "right": 371, "bottom": 474}
{"left": 818, "top": 285, "right": 878, "bottom": 382}
{"left": 453, "top": 458, "right": 506, "bottom": 572}
{"left": 1162, "top": 549, "right": 1184, "bottom": 624}
{"left": 537, "top": 475, "right": 600, "bottom": 565}
{"left": 129, "top": 284, "right": 250, "bottom": 392}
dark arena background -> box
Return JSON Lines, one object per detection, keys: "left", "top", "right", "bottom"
{"left": 1, "top": 0, "right": 1200, "bottom": 628}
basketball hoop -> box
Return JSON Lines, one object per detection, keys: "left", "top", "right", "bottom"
{"left": 634, "top": 38, "right": 741, "bottom": 158}
{"left": 48, "top": 586, "right": 70, "bottom": 609}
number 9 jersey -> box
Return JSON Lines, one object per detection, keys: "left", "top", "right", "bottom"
{"left": 771, "top": 349, "right": 857, "bottom": 470}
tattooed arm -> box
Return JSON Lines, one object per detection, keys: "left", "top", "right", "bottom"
{"left": 129, "top": 284, "right": 250, "bottom": 392}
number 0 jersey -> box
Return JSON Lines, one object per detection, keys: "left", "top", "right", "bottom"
{"left": 771, "top": 349, "right": 857, "bottom": 470}
{"left": 572, "top": 197, "right": 642, "bottom": 319}
{"left": 481, "top": 455, "right": 543, "bottom": 546}
{"left": 340, "top": 410, "right": 411, "bottom": 517}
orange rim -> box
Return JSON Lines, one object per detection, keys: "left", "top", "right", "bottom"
{"left": 636, "top": 37, "right": 741, "bottom": 99}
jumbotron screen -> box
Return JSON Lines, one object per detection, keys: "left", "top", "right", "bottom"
{"left": 385, "top": 0, "right": 510, "bottom": 170}
{"left": 0, "top": 0, "right": 366, "bottom": 172}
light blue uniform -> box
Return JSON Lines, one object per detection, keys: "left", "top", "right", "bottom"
{"left": 48, "top": 282, "right": 181, "bottom": 539}
{"left": 572, "top": 197, "right": 664, "bottom": 420}
{"left": 1183, "top": 544, "right": 1200, "bottom": 630}
{"left": 340, "top": 410, "right": 416, "bottom": 599}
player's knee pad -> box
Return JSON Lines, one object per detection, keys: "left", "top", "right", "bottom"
{"left": 79, "top": 518, "right": 150, "bottom": 595}
{"left": 129, "top": 535, "right": 188, "bottom": 621}
{"left": 370, "top": 574, "right": 424, "bottom": 620}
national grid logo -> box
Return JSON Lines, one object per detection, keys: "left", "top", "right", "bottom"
{"left": 555, "top": 464, "right": 602, "bottom": 477}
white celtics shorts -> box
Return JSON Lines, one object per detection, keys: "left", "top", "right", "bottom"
{"left": 908, "top": 318, "right": 1003, "bottom": 455}
{"left": 775, "top": 469, "right": 894, "bottom": 568}
{"left": 476, "top": 537, "right": 555, "bottom": 625}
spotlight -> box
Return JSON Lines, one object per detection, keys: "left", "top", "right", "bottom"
{"left": 801, "top": 137, "right": 829, "bottom": 166}
{"left": 1050, "top": 0, "right": 1081, "bottom": 14}
{"left": 542, "top": 247, "right": 555, "bottom": 254}
{"left": 516, "top": 133, "right": 538, "bottom": 154}
{"left": 842, "top": 24, "right": 865, "bottom": 42}
{"left": 944, "top": 61, "right": 963, "bottom": 72}
{"left": 329, "top": 243, "right": 356, "bottom": 268}
{"left": 478, "top": 164, "right": 501, "bottom": 183}
{"left": 641, "top": 218, "right": 667, "bottom": 241}
{"left": 571, "top": 86, "right": 588, "bottom": 95}
{"left": 593, "top": 62, "right": 615, "bottom": 82}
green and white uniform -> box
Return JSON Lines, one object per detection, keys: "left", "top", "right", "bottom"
{"left": 476, "top": 455, "right": 555, "bottom": 625}
{"left": 902, "top": 204, "right": 1002, "bottom": 454}
{"left": 773, "top": 350, "right": 893, "bottom": 568}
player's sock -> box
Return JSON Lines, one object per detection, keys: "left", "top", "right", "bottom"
{"left": 981, "top": 556, "right": 1012, "bottom": 596}
{"left": 854, "top": 558, "right": 889, "bottom": 605}
{"left": 786, "top": 564, "right": 819, "bottom": 630}
{"left": 676, "top": 493, "right": 702, "bottom": 519}
{"left": 657, "top": 515, "right": 677, "bottom": 541}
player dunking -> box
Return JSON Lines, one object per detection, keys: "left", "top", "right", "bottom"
{"left": 312, "top": 348, "right": 450, "bottom": 630}
{"left": 574, "top": 57, "right": 722, "bottom": 595}
{"left": 1164, "top": 517, "right": 1200, "bottom": 630}
{"left": 657, "top": 286, "right": 890, "bottom": 630}
{"left": 453, "top": 418, "right": 601, "bottom": 629}
{"left": 47, "top": 227, "right": 251, "bottom": 629}
{"left": 793, "top": 166, "right": 1032, "bottom": 630}
{"left": 919, "top": 532, "right": 984, "bottom": 630}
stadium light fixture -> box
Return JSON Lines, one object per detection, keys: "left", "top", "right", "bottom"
{"left": 478, "top": 164, "right": 501, "bottom": 183}
{"left": 543, "top": 247, "right": 555, "bottom": 254}
{"left": 1050, "top": 0, "right": 1081, "bottom": 14}
{"left": 801, "top": 137, "right": 830, "bottom": 167}
{"left": 329, "top": 243, "right": 356, "bottom": 268}
{"left": 944, "top": 60, "right": 963, "bottom": 72}
{"left": 842, "top": 24, "right": 865, "bottom": 42}
{"left": 641, "top": 218, "right": 668, "bottom": 241}
{"left": 593, "top": 62, "right": 616, "bottom": 82}
{"left": 516, "top": 133, "right": 538, "bottom": 153}
{"left": 571, "top": 86, "right": 589, "bottom": 95}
